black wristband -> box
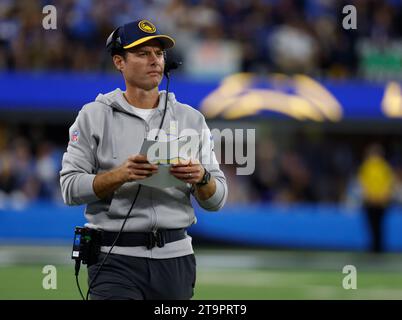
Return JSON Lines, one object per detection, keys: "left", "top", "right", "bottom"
{"left": 196, "top": 167, "right": 211, "bottom": 186}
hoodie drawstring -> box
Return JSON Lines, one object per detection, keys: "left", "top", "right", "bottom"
{"left": 111, "top": 109, "right": 117, "bottom": 159}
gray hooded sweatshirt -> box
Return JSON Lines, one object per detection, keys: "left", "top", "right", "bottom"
{"left": 60, "top": 88, "right": 227, "bottom": 259}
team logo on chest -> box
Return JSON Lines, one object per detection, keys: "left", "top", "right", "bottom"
{"left": 71, "top": 130, "right": 79, "bottom": 143}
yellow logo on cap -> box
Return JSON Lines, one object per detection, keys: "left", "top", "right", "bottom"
{"left": 138, "top": 20, "right": 156, "bottom": 33}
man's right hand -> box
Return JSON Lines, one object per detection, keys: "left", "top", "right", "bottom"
{"left": 118, "top": 154, "right": 159, "bottom": 182}
{"left": 93, "top": 154, "right": 158, "bottom": 199}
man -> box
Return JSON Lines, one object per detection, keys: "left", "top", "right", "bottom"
{"left": 60, "top": 19, "right": 228, "bottom": 300}
{"left": 358, "top": 143, "right": 394, "bottom": 253}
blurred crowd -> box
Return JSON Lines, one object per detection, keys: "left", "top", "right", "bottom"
{"left": 1, "top": 123, "right": 402, "bottom": 208}
{"left": 1, "top": 0, "right": 402, "bottom": 208}
{"left": 0, "top": 125, "right": 64, "bottom": 208}
{"left": 222, "top": 130, "right": 402, "bottom": 207}
{"left": 0, "top": 0, "right": 402, "bottom": 78}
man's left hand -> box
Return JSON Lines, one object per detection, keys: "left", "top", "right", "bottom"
{"left": 170, "top": 159, "right": 205, "bottom": 185}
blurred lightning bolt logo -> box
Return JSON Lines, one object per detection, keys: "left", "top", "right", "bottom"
{"left": 200, "top": 73, "right": 343, "bottom": 122}
{"left": 382, "top": 82, "right": 402, "bottom": 118}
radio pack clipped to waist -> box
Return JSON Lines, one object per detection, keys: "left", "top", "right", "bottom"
{"left": 71, "top": 227, "right": 102, "bottom": 265}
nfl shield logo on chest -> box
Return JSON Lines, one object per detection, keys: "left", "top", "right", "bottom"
{"left": 71, "top": 130, "right": 79, "bottom": 143}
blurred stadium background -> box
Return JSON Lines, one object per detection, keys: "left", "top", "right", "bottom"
{"left": 1, "top": 0, "right": 402, "bottom": 299}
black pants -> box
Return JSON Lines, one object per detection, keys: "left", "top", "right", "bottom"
{"left": 365, "top": 204, "right": 386, "bottom": 253}
{"left": 87, "top": 252, "right": 196, "bottom": 300}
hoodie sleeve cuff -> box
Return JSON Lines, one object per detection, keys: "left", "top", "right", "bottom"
{"left": 196, "top": 179, "right": 226, "bottom": 211}
{"left": 77, "top": 174, "right": 100, "bottom": 203}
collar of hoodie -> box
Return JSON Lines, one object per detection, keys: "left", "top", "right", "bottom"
{"left": 95, "top": 88, "right": 177, "bottom": 159}
{"left": 95, "top": 88, "right": 175, "bottom": 116}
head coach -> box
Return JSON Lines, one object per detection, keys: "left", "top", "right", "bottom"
{"left": 59, "top": 19, "right": 228, "bottom": 300}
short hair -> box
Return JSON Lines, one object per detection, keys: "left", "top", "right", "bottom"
{"left": 111, "top": 48, "right": 127, "bottom": 59}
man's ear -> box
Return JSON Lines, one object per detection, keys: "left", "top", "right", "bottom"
{"left": 113, "top": 55, "right": 124, "bottom": 72}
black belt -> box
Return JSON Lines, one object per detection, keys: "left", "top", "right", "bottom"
{"left": 100, "top": 229, "right": 186, "bottom": 249}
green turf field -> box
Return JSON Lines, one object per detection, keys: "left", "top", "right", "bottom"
{"left": 1, "top": 265, "right": 402, "bottom": 299}
{"left": 1, "top": 247, "right": 402, "bottom": 300}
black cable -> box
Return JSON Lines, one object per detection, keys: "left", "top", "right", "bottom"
{"left": 75, "top": 274, "right": 85, "bottom": 300}
{"left": 85, "top": 184, "right": 142, "bottom": 300}
{"left": 76, "top": 275, "right": 85, "bottom": 301}
{"left": 75, "top": 260, "right": 85, "bottom": 300}
{"left": 155, "top": 71, "right": 170, "bottom": 141}
{"left": 155, "top": 58, "right": 182, "bottom": 141}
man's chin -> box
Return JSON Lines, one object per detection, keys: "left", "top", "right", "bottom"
{"left": 145, "top": 80, "right": 162, "bottom": 91}
{"left": 129, "top": 80, "right": 162, "bottom": 91}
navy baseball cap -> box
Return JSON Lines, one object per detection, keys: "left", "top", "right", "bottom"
{"left": 106, "top": 19, "right": 175, "bottom": 51}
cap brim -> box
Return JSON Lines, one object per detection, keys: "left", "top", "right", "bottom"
{"left": 123, "top": 35, "right": 175, "bottom": 50}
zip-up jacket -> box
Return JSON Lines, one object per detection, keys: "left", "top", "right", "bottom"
{"left": 60, "top": 88, "right": 228, "bottom": 258}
